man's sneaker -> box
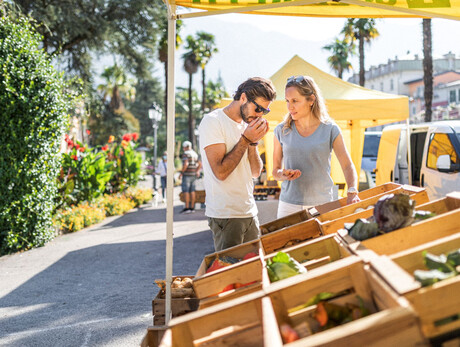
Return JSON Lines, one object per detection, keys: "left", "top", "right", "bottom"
{"left": 188, "top": 208, "right": 195, "bottom": 213}
{"left": 179, "top": 208, "right": 189, "bottom": 214}
{"left": 184, "top": 209, "right": 193, "bottom": 214}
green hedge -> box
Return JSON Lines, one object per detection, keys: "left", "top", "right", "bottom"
{"left": 0, "top": 17, "right": 73, "bottom": 255}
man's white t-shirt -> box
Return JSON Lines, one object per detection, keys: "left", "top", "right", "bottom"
{"left": 198, "top": 108, "right": 257, "bottom": 219}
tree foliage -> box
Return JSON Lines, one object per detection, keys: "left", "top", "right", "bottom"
{"left": 323, "top": 37, "right": 355, "bottom": 79}
{"left": 0, "top": 16, "right": 74, "bottom": 255}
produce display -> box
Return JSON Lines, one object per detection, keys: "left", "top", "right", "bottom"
{"left": 154, "top": 277, "right": 195, "bottom": 298}
{"left": 205, "top": 252, "right": 259, "bottom": 294}
{"left": 345, "top": 194, "right": 436, "bottom": 241}
{"left": 414, "top": 249, "right": 460, "bottom": 287}
{"left": 279, "top": 292, "right": 369, "bottom": 343}
{"left": 266, "top": 251, "right": 307, "bottom": 282}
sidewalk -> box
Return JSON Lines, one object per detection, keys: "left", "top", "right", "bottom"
{"left": 0, "top": 179, "right": 213, "bottom": 347}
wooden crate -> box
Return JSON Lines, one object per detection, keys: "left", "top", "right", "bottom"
{"left": 263, "top": 234, "right": 352, "bottom": 277}
{"left": 260, "top": 218, "right": 323, "bottom": 254}
{"left": 165, "top": 291, "right": 268, "bottom": 347}
{"left": 192, "top": 240, "right": 265, "bottom": 308}
{"left": 315, "top": 184, "right": 428, "bottom": 223}
{"left": 338, "top": 192, "right": 460, "bottom": 257}
{"left": 153, "top": 276, "right": 199, "bottom": 325}
{"left": 370, "top": 231, "right": 460, "bottom": 340}
{"left": 259, "top": 210, "right": 309, "bottom": 235}
{"left": 319, "top": 185, "right": 430, "bottom": 235}
{"left": 309, "top": 182, "right": 401, "bottom": 216}
{"left": 265, "top": 256, "right": 427, "bottom": 346}
{"left": 141, "top": 326, "right": 168, "bottom": 347}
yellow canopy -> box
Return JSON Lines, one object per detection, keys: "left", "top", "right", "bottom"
{"left": 220, "top": 55, "right": 409, "bottom": 185}
{"left": 172, "top": 0, "right": 460, "bottom": 21}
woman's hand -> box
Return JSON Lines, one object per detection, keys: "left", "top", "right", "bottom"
{"left": 278, "top": 169, "right": 301, "bottom": 181}
{"left": 346, "top": 193, "right": 360, "bottom": 205}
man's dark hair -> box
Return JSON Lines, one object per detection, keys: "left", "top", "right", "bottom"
{"left": 233, "top": 77, "right": 276, "bottom": 102}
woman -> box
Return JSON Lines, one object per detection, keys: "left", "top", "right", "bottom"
{"left": 272, "top": 75, "right": 360, "bottom": 218}
{"left": 156, "top": 152, "right": 168, "bottom": 201}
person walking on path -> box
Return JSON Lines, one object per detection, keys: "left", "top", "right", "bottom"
{"left": 156, "top": 151, "right": 169, "bottom": 202}
{"left": 179, "top": 141, "right": 202, "bottom": 214}
{"left": 198, "top": 77, "right": 276, "bottom": 251}
{"left": 272, "top": 75, "right": 360, "bottom": 218}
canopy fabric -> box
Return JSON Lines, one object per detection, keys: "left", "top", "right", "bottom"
{"left": 220, "top": 55, "right": 408, "bottom": 184}
{"left": 172, "top": 0, "right": 460, "bottom": 20}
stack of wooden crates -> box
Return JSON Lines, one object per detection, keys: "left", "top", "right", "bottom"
{"left": 141, "top": 182, "right": 460, "bottom": 347}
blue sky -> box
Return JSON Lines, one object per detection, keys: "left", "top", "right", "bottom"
{"left": 170, "top": 14, "right": 460, "bottom": 94}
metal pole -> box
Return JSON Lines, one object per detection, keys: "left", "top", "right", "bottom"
{"left": 165, "top": 4, "right": 176, "bottom": 326}
{"left": 153, "top": 123, "right": 158, "bottom": 191}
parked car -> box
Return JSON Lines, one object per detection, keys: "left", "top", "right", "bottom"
{"left": 359, "top": 131, "right": 382, "bottom": 191}
{"left": 375, "top": 120, "right": 460, "bottom": 200}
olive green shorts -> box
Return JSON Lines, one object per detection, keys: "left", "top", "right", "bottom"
{"left": 208, "top": 216, "right": 260, "bottom": 252}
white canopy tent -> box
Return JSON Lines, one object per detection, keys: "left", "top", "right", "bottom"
{"left": 161, "top": 0, "right": 460, "bottom": 324}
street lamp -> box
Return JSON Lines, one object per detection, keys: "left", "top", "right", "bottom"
{"left": 149, "top": 103, "right": 163, "bottom": 190}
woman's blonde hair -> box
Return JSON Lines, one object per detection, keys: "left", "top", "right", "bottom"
{"left": 282, "top": 76, "right": 331, "bottom": 134}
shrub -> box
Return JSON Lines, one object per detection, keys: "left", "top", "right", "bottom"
{"left": 100, "top": 194, "right": 136, "bottom": 216}
{"left": 53, "top": 202, "right": 106, "bottom": 234}
{"left": 124, "top": 187, "right": 153, "bottom": 207}
{"left": 0, "top": 17, "right": 74, "bottom": 254}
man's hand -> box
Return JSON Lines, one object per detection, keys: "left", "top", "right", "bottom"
{"left": 243, "top": 118, "right": 269, "bottom": 143}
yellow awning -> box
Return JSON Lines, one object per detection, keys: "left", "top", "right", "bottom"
{"left": 171, "top": 0, "right": 460, "bottom": 21}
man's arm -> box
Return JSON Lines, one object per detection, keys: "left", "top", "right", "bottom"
{"left": 247, "top": 146, "right": 263, "bottom": 178}
{"left": 204, "top": 138, "right": 250, "bottom": 181}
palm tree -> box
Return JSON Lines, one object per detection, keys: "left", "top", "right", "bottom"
{"left": 423, "top": 19, "right": 433, "bottom": 122}
{"left": 183, "top": 35, "right": 200, "bottom": 147}
{"left": 194, "top": 32, "right": 219, "bottom": 113}
{"left": 322, "top": 37, "right": 355, "bottom": 79}
{"left": 342, "top": 19, "right": 379, "bottom": 86}
{"left": 158, "top": 16, "right": 183, "bottom": 124}
{"left": 97, "top": 64, "right": 136, "bottom": 113}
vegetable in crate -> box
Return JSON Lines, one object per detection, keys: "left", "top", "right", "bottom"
{"left": 266, "top": 251, "right": 306, "bottom": 282}
{"left": 345, "top": 218, "right": 380, "bottom": 241}
{"left": 373, "top": 193, "right": 415, "bottom": 233}
{"left": 414, "top": 248, "right": 460, "bottom": 287}
{"left": 206, "top": 256, "right": 239, "bottom": 273}
{"left": 312, "top": 297, "right": 369, "bottom": 331}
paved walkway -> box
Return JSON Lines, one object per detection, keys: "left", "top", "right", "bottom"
{"left": 0, "top": 179, "right": 214, "bottom": 346}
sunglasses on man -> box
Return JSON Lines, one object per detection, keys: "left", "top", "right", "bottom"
{"left": 250, "top": 99, "right": 270, "bottom": 115}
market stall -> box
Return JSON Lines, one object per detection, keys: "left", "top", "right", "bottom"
{"left": 161, "top": 0, "right": 460, "bottom": 328}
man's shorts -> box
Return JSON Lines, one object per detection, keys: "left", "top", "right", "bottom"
{"left": 208, "top": 216, "right": 260, "bottom": 251}
{"left": 181, "top": 175, "right": 196, "bottom": 193}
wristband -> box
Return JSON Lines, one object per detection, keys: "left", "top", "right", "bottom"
{"left": 241, "top": 134, "right": 258, "bottom": 146}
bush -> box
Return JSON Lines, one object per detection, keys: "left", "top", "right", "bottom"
{"left": 0, "top": 17, "right": 74, "bottom": 255}
{"left": 124, "top": 187, "right": 153, "bottom": 207}
{"left": 53, "top": 202, "right": 106, "bottom": 234}
{"left": 100, "top": 194, "right": 136, "bottom": 216}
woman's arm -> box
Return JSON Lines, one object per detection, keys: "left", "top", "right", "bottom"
{"left": 333, "top": 134, "right": 360, "bottom": 204}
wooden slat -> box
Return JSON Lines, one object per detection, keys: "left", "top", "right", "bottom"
{"left": 259, "top": 209, "right": 309, "bottom": 235}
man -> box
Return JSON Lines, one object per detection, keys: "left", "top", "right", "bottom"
{"left": 179, "top": 141, "right": 201, "bottom": 214}
{"left": 198, "top": 77, "right": 276, "bottom": 251}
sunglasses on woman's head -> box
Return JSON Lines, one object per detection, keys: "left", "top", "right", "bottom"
{"left": 287, "top": 76, "right": 308, "bottom": 84}
{"left": 250, "top": 99, "right": 270, "bottom": 115}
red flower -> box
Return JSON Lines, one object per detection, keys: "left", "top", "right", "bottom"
{"left": 122, "top": 133, "right": 132, "bottom": 142}
{"left": 67, "top": 140, "right": 74, "bottom": 148}
{"left": 119, "top": 150, "right": 124, "bottom": 156}
{"left": 131, "top": 132, "right": 139, "bottom": 141}
{"left": 86, "top": 129, "right": 91, "bottom": 135}
{"left": 79, "top": 147, "right": 85, "bottom": 152}
{"left": 71, "top": 155, "right": 78, "bottom": 161}
{"left": 102, "top": 145, "right": 109, "bottom": 151}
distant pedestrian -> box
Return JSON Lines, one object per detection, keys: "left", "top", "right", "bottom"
{"left": 179, "top": 141, "right": 202, "bottom": 214}
{"left": 156, "top": 151, "right": 169, "bottom": 202}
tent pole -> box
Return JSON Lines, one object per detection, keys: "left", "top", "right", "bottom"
{"left": 406, "top": 117, "right": 412, "bottom": 185}
{"left": 165, "top": 3, "right": 176, "bottom": 326}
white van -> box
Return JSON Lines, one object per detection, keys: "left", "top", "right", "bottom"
{"left": 375, "top": 120, "right": 460, "bottom": 200}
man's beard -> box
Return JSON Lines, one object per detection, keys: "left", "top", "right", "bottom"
{"left": 240, "top": 103, "right": 252, "bottom": 124}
